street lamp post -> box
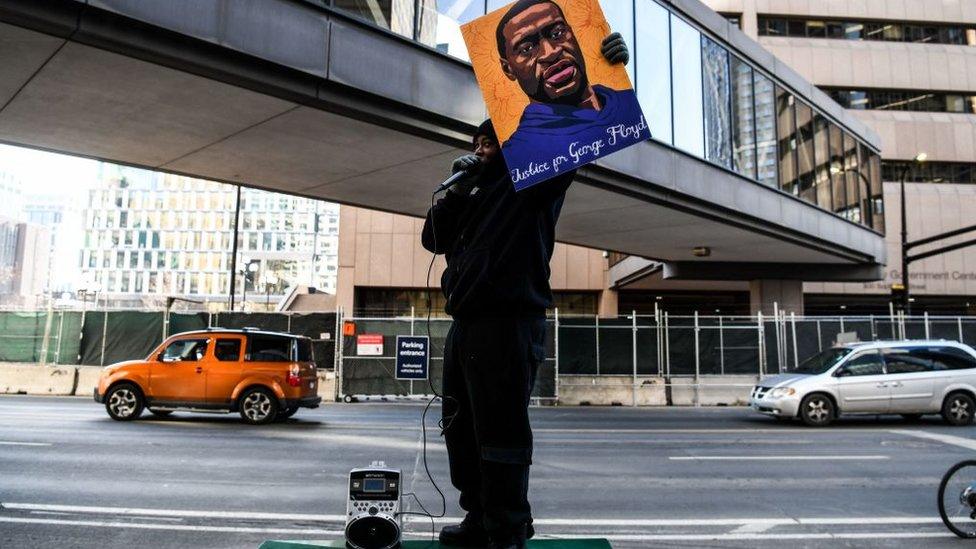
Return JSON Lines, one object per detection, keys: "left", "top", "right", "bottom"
{"left": 262, "top": 272, "right": 278, "bottom": 311}
{"left": 899, "top": 153, "right": 928, "bottom": 314}
{"left": 241, "top": 260, "right": 259, "bottom": 311}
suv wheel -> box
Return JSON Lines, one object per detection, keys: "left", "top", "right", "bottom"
{"left": 799, "top": 394, "right": 834, "bottom": 427}
{"left": 239, "top": 387, "right": 279, "bottom": 425}
{"left": 942, "top": 393, "right": 975, "bottom": 426}
{"left": 105, "top": 383, "right": 144, "bottom": 421}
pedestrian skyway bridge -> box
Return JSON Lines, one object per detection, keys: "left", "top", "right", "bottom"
{"left": 0, "top": 0, "right": 884, "bottom": 281}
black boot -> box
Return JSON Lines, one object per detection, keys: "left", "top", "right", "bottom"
{"left": 439, "top": 514, "right": 489, "bottom": 547}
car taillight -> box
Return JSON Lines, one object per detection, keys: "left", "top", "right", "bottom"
{"left": 286, "top": 365, "right": 301, "bottom": 387}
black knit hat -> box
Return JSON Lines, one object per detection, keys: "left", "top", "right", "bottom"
{"left": 474, "top": 119, "right": 497, "bottom": 145}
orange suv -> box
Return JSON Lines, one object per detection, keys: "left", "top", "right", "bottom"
{"left": 94, "top": 329, "right": 321, "bottom": 424}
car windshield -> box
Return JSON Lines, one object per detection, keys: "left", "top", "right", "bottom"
{"left": 794, "top": 347, "right": 854, "bottom": 374}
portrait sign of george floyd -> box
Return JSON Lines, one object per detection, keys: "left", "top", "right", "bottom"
{"left": 461, "top": 0, "right": 651, "bottom": 191}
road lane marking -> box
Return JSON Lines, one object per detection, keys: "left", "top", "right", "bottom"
{"left": 669, "top": 455, "right": 889, "bottom": 461}
{"left": 0, "top": 441, "right": 52, "bottom": 447}
{"left": 891, "top": 429, "right": 976, "bottom": 451}
{"left": 0, "top": 516, "right": 955, "bottom": 541}
{"left": 260, "top": 431, "right": 445, "bottom": 452}
{"left": 535, "top": 428, "right": 884, "bottom": 434}
{"left": 2, "top": 503, "right": 347, "bottom": 522}
{"left": 0, "top": 516, "right": 346, "bottom": 536}
{"left": 558, "top": 532, "right": 954, "bottom": 541}
{"left": 797, "top": 517, "right": 940, "bottom": 525}
{"left": 538, "top": 438, "right": 815, "bottom": 445}
{"left": 729, "top": 522, "right": 781, "bottom": 534}
{"left": 0, "top": 503, "right": 944, "bottom": 527}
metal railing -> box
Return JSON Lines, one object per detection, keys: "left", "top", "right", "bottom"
{"left": 334, "top": 306, "right": 976, "bottom": 405}
{"left": 6, "top": 304, "right": 976, "bottom": 406}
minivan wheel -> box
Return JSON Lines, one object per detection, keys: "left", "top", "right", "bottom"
{"left": 942, "top": 393, "right": 976, "bottom": 426}
{"left": 799, "top": 394, "right": 834, "bottom": 427}
{"left": 105, "top": 383, "right": 144, "bottom": 421}
{"left": 239, "top": 387, "right": 279, "bottom": 425}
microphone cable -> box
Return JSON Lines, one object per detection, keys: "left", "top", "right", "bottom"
{"left": 396, "top": 185, "right": 461, "bottom": 542}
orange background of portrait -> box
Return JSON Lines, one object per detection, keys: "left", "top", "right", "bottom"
{"left": 461, "top": 0, "right": 634, "bottom": 144}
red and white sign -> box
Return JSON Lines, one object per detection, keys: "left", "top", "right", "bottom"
{"left": 356, "top": 334, "right": 384, "bottom": 356}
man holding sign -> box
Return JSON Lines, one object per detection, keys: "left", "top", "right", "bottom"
{"left": 422, "top": 2, "right": 636, "bottom": 547}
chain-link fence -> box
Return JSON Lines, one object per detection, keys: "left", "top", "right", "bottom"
{"left": 335, "top": 308, "right": 976, "bottom": 405}
{"left": 337, "top": 312, "right": 558, "bottom": 403}
{"left": 0, "top": 310, "right": 83, "bottom": 365}
{"left": 0, "top": 309, "right": 336, "bottom": 369}
{"left": 8, "top": 305, "right": 976, "bottom": 406}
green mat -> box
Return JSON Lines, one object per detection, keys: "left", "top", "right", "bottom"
{"left": 259, "top": 539, "right": 611, "bottom": 548}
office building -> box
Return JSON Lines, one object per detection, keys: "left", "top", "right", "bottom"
{"left": 78, "top": 165, "right": 339, "bottom": 308}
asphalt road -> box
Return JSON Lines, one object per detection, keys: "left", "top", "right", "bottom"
{"left": 2, "top": 395, "right": 976, "bottom": 548}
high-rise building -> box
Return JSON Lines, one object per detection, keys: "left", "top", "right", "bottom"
{"left": 79, "top": 165, "right": 339, "bottom": 308}
{"left": 0, "top": 173, "right": 53, "bottom": 306}
{"left": 685, "top": 0, "right": 976, "bottom": 314}
{"left": 0, "top": 216, "right": 52, "bottom": 307}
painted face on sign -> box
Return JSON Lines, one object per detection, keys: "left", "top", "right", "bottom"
{"left": 498, "top": 2, "right": 591, "bottom": 106}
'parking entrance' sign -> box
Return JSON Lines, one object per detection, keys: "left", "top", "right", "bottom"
{"left": 395, "top": 336, "right": 429, "bottom": 381}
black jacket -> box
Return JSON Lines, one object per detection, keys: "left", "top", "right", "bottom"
{"left": 422, "top": 163, "right": 575, "bottom": 319}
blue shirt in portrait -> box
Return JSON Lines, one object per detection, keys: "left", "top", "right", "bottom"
{"left": 501, "top": 84, "right": 651, "bottom": 191}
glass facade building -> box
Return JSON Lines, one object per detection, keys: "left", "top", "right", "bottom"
{"left": 80, "top": 166, "right": 339, "bottom": 304}
{"left": 319, "top": 0, "right": 884, "bottom": 232}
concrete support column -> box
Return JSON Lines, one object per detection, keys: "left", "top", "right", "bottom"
{"left": 749, "top": 279, "right": 803, "bottom": 315}
{"left": 335, "top": 205, "right": 357, "bottom": 313}
{"left": 598, "top": 288, "right": 618, "bottom": 318}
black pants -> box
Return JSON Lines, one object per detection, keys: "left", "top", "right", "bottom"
{"left": 442, "top": 315, "right": 546, "bottom": 539}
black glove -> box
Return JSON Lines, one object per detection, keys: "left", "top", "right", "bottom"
{"left": 601, "top": 32, "right": 629, "bottom": 66}
{"left": 448, "top": 154, "right": 482, "bottom": 195}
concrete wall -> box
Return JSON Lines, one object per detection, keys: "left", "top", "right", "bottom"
{"left": 760, "top": 37, "right": 976, "bottom": 95}
{"left": 558, "top": 375, "right": 667, "bottom": 406}
{"left": 750, "top": 279, "right": 804, "bottom": 315}
{"left": 556, "top": 374, "right": 758, "bottom": 406}
{"left": 0, "top": 363, "right": 77, "bottom": 395}
{"left": 669, "top": 375, "right": 759, "bottom": 406}
{"left": 849, "top": 111, "right": 976, "bottom": 164}
{"left": 805, "top": 182, "right": 976, "bottom": 297}
{"left": 1, "top": 364, "right": 339, "bottom": 403}
{"left": 705, "top": 0, "right": 976, "bottom": 29}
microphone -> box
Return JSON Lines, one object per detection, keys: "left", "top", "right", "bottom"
{"left": 433, "top": 166, "right": 478, "bottom": 194}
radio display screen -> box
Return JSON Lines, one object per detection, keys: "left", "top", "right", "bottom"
{"left": 364, "top": 479, "right": 386, "bottom": 492}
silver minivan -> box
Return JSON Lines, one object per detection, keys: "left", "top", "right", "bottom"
{"left": 749, "top": 340, "right": 976, "bottom": 426}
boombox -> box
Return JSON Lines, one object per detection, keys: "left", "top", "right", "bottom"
{"left": 345, "top": 462, "right": 402, "bottom": 549}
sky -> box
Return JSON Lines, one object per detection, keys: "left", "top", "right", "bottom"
{"left": 0, "top": 143, "right": 102, "bottom": 198}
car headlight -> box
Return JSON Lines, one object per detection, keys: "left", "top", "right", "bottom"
{"left": 769, "top": 387, "right": 796, "bottom": 399}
